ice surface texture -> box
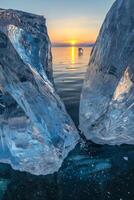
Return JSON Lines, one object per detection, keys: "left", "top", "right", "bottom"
{"left": 0, "top": 8, "right": 52, "bottom": 82}
{"left": 80, "top": 0, "right": 134, "bottom": 145}
{"left": 0, "top": 10, "right": 79, "bottom": 175}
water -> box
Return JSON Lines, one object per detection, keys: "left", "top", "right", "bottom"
{"left": 52, "top": 47, "right": 91, "bottom": 126}
{"left": 0, "top": 47, "right": 134, "bottom": 200}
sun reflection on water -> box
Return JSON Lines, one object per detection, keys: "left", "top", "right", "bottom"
{"left": 71, "top": 47, "right": 76, "bottom": 65}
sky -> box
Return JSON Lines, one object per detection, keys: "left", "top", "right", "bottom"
{"left": 0, "top": 0, "right": 115, "bottom": 44}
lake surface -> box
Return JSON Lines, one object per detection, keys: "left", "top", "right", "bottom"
{"left": 0, "top": 47, "right": 134, "bottom": 200}
{"left": 52, "top": 47, "right": 91, "bottom": 126}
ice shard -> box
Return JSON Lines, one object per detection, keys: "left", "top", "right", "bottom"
{"left": 80, "top": 0, "right": 134, "bottom": 145}
{"left": 0, "top": 11, "right": 79, "bottom": 175}
{"left": 0, "top": 8, "right": 52, "bottom": 82}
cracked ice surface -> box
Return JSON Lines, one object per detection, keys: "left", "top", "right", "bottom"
{"left": 0, "top": 23, "right": 79, "bottom": 175}
{"left": 80, "top": 0, "right": 134, "bottom": 145}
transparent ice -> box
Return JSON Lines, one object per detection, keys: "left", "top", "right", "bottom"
{"left": 80, "top": 0, "right": 134, "bottom": 145}
{"left": 0, "top": 9, "right": 79, "bottom": 175}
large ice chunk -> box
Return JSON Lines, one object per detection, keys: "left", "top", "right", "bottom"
{"left": 80, "top": 0, "right": 134, "bottom": 145}
{"left": 0, "top": 8, "right": 52, "bottom": 82}
{"left": 0, "top": 30, "right": 79, "bottom": 175}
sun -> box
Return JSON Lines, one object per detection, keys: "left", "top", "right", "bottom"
{"left": 70, "top": 40, "right": 77, "bottom": 46}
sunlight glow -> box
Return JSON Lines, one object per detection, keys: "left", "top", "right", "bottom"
{"left": 70, "top": 40, "right": 77, "bottom": 46}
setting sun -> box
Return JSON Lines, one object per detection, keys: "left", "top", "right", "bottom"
{"left": 70, "top": 40, "right": 77, "bottom": 46}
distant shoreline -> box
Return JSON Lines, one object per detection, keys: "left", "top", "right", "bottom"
{"left": 52, "top": 44, "right": 94, "bottom": 48}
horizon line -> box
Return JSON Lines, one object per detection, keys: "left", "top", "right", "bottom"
{"left": 51, "top": 42, "right": 95, "bottom": 47}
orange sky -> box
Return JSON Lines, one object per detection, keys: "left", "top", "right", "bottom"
{"left": 1, "top": 0, "right": 115, "bottom": 45}
{"left": 47, "top": 17, "right": 100, "bottom": 44}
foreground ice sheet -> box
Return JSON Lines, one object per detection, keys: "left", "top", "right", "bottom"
{"left": 0, "top": 31, "right": 79, "bottom": 175}
{"left": 0, "top": 143, "right": 134, "bottom": 200}
{"left": 80, "top": 0, "right": 134, "bottom": 145}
